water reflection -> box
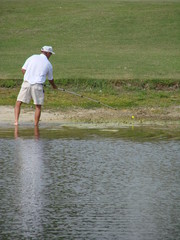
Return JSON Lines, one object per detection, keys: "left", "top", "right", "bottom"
{"left": 0, "top": 127, "right": 179, "bottom": 239}
{"left": 14, "top": 125, "right": 40, "bottom": 139}
{"left": 13, "top": 126, "right": 44, "bottom": 238}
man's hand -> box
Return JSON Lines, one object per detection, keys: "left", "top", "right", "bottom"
{"left": 49, "top": 79, "right": 57, "bottom": 89}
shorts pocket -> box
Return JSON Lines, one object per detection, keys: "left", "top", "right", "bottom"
{"left": 36, "top": 85, "right": 43, "bottom": 90}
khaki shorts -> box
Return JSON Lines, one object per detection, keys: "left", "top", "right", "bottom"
{"left": 17, "top": 81, "right": 44, "bottom": 105}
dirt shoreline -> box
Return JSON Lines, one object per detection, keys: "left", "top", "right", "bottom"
{"left": 0, "top": 106, "right": 179, "bottom": 128}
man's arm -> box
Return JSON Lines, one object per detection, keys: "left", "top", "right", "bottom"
{"left": 48, "top": 79, "right": 57, "bottom": 89}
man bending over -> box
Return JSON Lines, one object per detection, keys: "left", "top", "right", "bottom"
{"left": 14, "top": 46, "right": 57, "bottom": 126}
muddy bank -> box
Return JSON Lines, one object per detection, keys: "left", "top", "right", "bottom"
{"left": 0, "top": 106, "right": 179, "bottom": 128}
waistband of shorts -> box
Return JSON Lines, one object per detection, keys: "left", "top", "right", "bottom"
{"left": 24, "top": 80, "right": 44, "bottom": 85}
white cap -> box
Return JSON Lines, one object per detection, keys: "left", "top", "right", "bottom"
{"left": 41, "top": 46, "right": 55, "bottom": 54}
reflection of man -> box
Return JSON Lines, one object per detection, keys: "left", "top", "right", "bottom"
{"left": 14, "top": 125, "right": 18, "bottom": 139}
{"left": 34, "top": 126, "right": 40, "bottom": 139}
{"left": 14, "top": 46, "right": 57, "bottom": 126}
{"left": 14, "top": 126, "right": 40, "bottom": 139}
{"left": 14, "top": 126, "right": 44, "bottom": 237}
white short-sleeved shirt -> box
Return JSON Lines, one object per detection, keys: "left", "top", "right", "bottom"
{"left": 22, "top": 54, "right": 53, "bottom": 84}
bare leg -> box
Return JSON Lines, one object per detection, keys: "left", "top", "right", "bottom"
{"left": 35, "top": 105, "right": 41, "bottom": 126}
{"left": 14, "top": 101, "right": 22, "bottom": 125}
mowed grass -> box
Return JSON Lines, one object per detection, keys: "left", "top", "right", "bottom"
{"left": 0, "top": 0, "right": 179, "bottom": 80}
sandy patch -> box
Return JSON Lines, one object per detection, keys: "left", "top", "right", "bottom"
{"left": 0, "top": 105, "right": 179, "bottom": 128}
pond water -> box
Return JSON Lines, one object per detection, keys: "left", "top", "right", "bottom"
{"left": 0, "top": 125, "right": 180, "bottom": 240}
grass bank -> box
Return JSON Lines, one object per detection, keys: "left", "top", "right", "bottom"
{"left": 1, "top": 0, "right": 179, "bottom": 117}
{"left": 0, "top": 0, "right": 179, "bottom": 80}
{"left": 0, "top": 79, "right": 179, "bottom": 110}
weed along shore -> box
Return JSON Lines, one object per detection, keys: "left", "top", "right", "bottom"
{"left": 0, "top": 79, "right": 179, "bottom": 127}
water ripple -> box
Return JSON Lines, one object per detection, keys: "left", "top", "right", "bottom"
{"left": 0, "top": 131, "right": 179, "bottom": 240}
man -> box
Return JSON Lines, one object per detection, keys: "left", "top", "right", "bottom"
{"left": 14, "top": 46, "right": 57, "bottom": 126}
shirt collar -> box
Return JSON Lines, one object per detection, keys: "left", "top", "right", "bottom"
{"left": 40, "top": 53, "right": 48, "bottom": 59}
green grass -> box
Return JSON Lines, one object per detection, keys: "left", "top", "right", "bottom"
{"left": 0, "top": 79, "right": 179, "bottom": 110}
{"left": 0, "top": 0, "right": 179, "bottom": 111}
{"left": 0, "top": 0, "right": 179, "bottom": 80}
